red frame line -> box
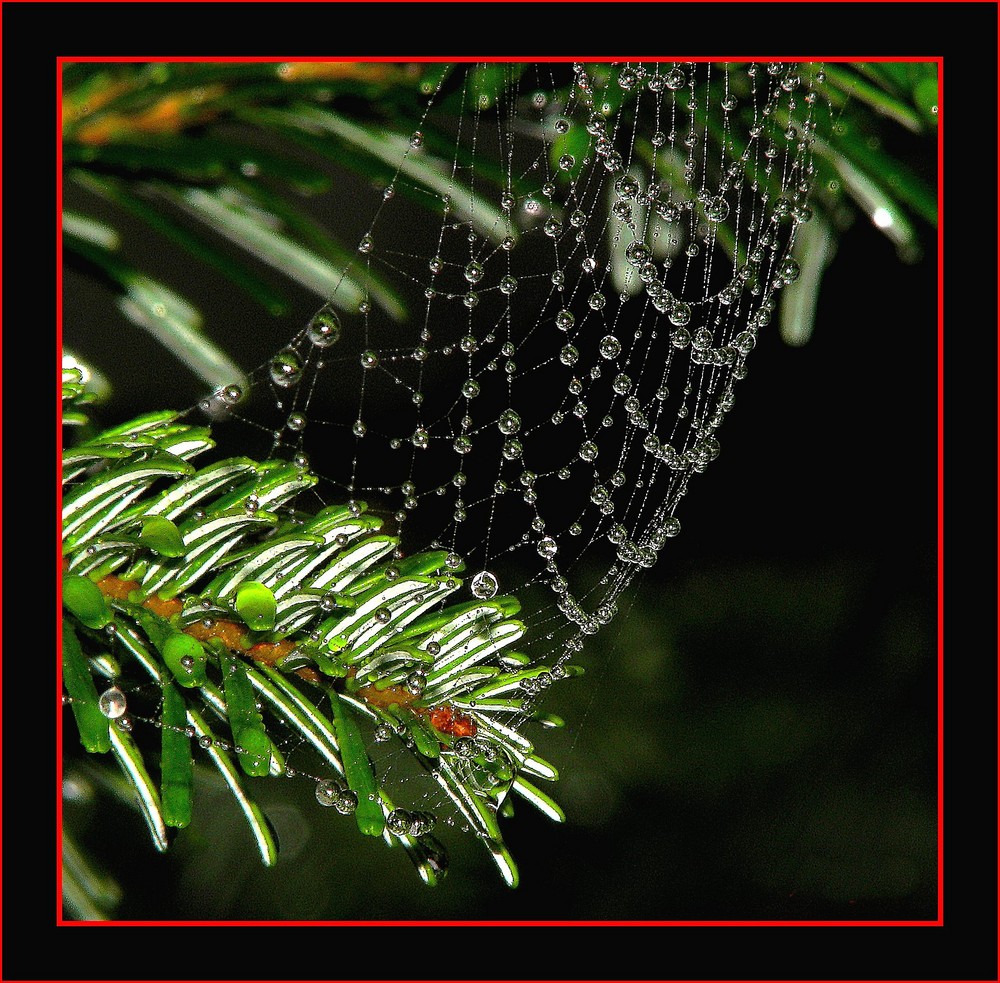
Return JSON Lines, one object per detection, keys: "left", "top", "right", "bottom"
{"left": 55, "top": 54, "right": 945, "bottom": 935}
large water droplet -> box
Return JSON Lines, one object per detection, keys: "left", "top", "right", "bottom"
{"left": 307, "top": 306, "right": 341, "bottom": 347}
{"left": 497, "top": 409, "right": 522, "bottom": 435}
{"left": 315, "top": 779, "right": 342, "bottom": 807}
{"left": 555, "top": 309, "right": 575, "bottom": 331}
{"left": 669, "top": 302, "right": 692, "bottom": 327}
{"left": 537, "top": 536, "right": 558, "bottom": 560}
{"left": 98, "top": 687, "right": 127, "bottom": 719}
{"left": 599, "top": 335, "right": 622, "bottom": 359}
{"left": 471, "top": 571, "right": 499, "bottom": 599}
{"left": 704, "top": 196, "right": 730, "bottom": 222}
{"left": 665, "top": 67, "right": 686, "bottom": 90}
{"left": 269, "top": 350, "right": 303, "bottom": 387}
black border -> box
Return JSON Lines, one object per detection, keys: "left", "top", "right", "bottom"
{"left": 6, "top": 3, "right": 996, "bottom": 981}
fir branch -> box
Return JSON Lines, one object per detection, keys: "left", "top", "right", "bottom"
{"left": 61, "top": 400, "right": 572, "bottom": 890}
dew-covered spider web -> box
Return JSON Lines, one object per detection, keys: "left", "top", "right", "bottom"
{"left": 69, "top": 60, "right": 829, "bottom": 886}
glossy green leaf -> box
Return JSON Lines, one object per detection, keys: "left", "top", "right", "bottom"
{"left": 62, "top": 452, "right": 194, "bottom": 550}
{"left": 330, "top": 691, "right": 385, "bottom": 837}
{"left": 398, "top": 710, "right": 441, "bottom": 760}
{"left": 235, "top": 580, "right": 277, "bottom": 632}
{"left": 63, "top": 574, "right": 112, "bottom": 629}
{"left": 249, "top": 664, "right": 343, "bottom": 772}
{"left": 139, "top": 516, "right": 186, "bottom": 557}
{"left": 160, "top": 680, "right": 193, "bottom": 827}
{"left": 62, "top": 619, "right": 111, "bottom": 753}
{"left": 511, "top": 777, "right": 565, "bottom": 823}
{"left": 161, "top": 632, "right": 208, "bottom": 688}
{"left": 219, "top": 650, "right": 272, "bottom": 777}
{"left": 186, "top": 705, "right": 279, "bottom": 866}
{"left": 109, "top": 724, "right": 169, "bottom": 853}
{"left": 432, "top": 757, "right": 518, "bottom": 888}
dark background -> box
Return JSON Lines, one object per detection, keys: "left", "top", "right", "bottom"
{"left": 4, "top": 4, "right": 995, "bottom": 983}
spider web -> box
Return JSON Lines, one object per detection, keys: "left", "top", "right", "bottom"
{"left": 70, "top": 59, "right": 829, "bottom": 882}
{"left": 205, "top": 60, "right": 825, "bottom": 846}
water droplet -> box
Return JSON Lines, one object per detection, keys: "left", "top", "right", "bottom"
{"left": 502, "top": 438, "right": 523, "bottom": 459}
{"left": 778, "top": 257, "right": 800, "bottom": 284}
{"left": 618, "top": 67, "right": 637, "bottom": 90}
{"left": 555, "top": 309, "right": 575, "bottom": 331}
{"left": 537, "top": 536, "right": 558, "bottom": 560}
{"left": 98, "top": 687, "right": 127, "bottom": 719}
{"left": 615, "top": 175, "right": 640, "bottom": 200}
{"left": 500, "top": 191, "right": 516, "bottom": 210}
{"left": 269, "top": 350, "right": 303, "bottom": 387}
{"left": 387, "top": 809, "right": 412, "bottom": 836}
{"left": 560, "top": 345, "right": 579, "bottom": 366}
{"left": 578, "top": 441, "right": 599, "bottom": 462}
{"left": 558, "top": 153, "right": 575, "bottom": 171}
{"left": 669, "top": 302, "right": 692, "bottom": 327}
{"left": 316, "top": 779, "right": 341, "bottom": 807}
{"left": 704, "top": 196, "right": 730, "bottom": 222}
{"left": 335, "top": 790, "right": 359, "bottom": 815}
{"left": 358, "top": 234, "right": 374, "bottom": 254}
{"left": 286, "top": 411, "right": 307, "bottom": 432}
{"left": 665, "top": 67, "right": 686, "bottom": 90}
{"left": 453, "top": 436, "right": 473, "bottom": 455}
{"left": 412, "top": 428, "right": 429, "bottom": 449}
{"left": 462, "top": 379, "right": 480, "bottom": 398}
{"left": 307, "top": 306, "right": 341, "bottom": 347}
{"left": 463, "top": 291, "right": 479, "bottom": 309}
{"left": 464, "top": 261, "right": 484, "bottom": 284}
{"left": 612, "top": 373, "right": 632, "bottom": 395}
{"left": 409, "top": 130, "right": 424, "bottom": 148}
{"left": 471, "top": 571, "right": 499, "bottom": 599}
{"left": 429, "top": 255, "right": 443, "bottom": 274}
{"left": 352, "top": 419, "right": 367, "bottom": 437}
{"left": 497, "top": 409, "right": 522, "bottom": 435}
{"left": 499, "top": 275, "right": 518, "bottom": 295}
{"left": 360, "top": 350, "right": 379, "bottom": 369}
{"left": 405, "top": 671, "right": 427, "bottom": 696}
{"left": 374, "top": 607, "right": 392, "bottom": 624}
{"left": 599, "top": 335, "right": 621, "bottom": 359}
